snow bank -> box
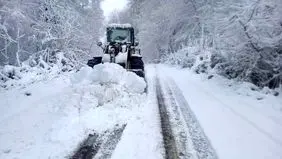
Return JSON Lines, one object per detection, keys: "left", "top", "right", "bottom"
{"left": 71, "top": 63, "right": 146, "bottom": 94}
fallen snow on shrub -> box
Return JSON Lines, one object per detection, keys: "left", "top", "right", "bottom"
{"left": 0, "top": 52, "right": 76, "bottom": 90}
{"left": 0, "top": 64, "right": 65, "bottom": 90}
{"left": 161, "top": 47, "right": 200, "bottom": 68}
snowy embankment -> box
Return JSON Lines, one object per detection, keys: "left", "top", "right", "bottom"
{"left": 157, "top": 64, "right": 282, "bottom": 159}
{"left": 0, "top": 63, "right": 163, "bottom": 159}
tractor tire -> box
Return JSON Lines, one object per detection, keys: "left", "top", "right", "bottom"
{"left": 118, "top": 63, "right": 126, "bottom": 68}
{"left": 130, "top": 56, "right": 145, "bottom": 78}
{"left": 130, "top": 56, "right": 144, "bottom": 71}
{"left": 133, "top": 70, "right": 145, "bottom": 78}
{"left": 87, "top": 57, "right": 102, "bottom": 68}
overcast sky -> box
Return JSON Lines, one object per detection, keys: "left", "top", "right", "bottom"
{"left": 101, "top": 0, "right": 128, "bottom": 18}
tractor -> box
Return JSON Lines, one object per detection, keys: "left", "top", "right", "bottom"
{"left": 87, "top": 24, "right": 144, "bottom": 78}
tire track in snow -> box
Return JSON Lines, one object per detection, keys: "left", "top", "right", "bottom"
{"left": 165, "top": 78, "right": 218, "bottom": 159}
{"left": 156, "top": 77, "right": 179, "bottom": 159}
{"left": 70, "top": 124, "right": 126, "bottom": 159}
{"left": 71, "top": 133, "right": 101, "bottom": 159}
{"left": 94, "top": 124, "right": 127, "bottom": 159}
{"left": 156, "top": 75, "right": 218, "bottom": 159}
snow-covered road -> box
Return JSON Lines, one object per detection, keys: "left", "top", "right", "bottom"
{"left": 157, "top": 65, "right": 282, "bottom": 159}
{"left": 0, "top": 64, "right": 281, "bottom": 159}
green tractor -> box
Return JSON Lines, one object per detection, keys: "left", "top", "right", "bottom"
{"left": 87, "top": 24, "right": 144, "bottom": 78}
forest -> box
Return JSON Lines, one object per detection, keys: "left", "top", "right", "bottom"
{"left": 1, "top": 0, "right": 281, "bottom": 88}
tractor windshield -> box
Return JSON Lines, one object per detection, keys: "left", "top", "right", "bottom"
{"left": 107, "top": 28, "right": 131, "bottom": 43}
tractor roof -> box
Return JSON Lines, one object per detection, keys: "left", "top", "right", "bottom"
{"left": 107, "top": 23, "right": 133, "bottom": 29}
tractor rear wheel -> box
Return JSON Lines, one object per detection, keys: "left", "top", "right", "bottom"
{"left": 130, "top": 56, "right": 144, "bottom": 71}
{"left": 130, "top": 56, "right": 145, "bottom": 78}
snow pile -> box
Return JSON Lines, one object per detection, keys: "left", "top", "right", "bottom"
{"left": 0, "top": 63, "right": 148, "bottom": 159}
{"left": 71, "top": 63, "right": 146, "bottom": 94}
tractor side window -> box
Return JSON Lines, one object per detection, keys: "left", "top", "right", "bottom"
{"left": 109, "top": 29, "right": 131, "bottom": 43}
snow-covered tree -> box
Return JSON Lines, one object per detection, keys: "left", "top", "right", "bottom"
{"left": 0, "top": 0, "right": 103, "bottom": 66}
{"left": 119, "top": 0, "right": 282, "bottom": 88}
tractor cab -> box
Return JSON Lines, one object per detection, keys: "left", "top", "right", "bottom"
{"left": 107, "top": 26, "right": 135, "bottom": 44}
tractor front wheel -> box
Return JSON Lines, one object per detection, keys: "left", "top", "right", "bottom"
{"left": 130, "top": 56, "right": 145, "bottom": 78}
{"left": 87, "top": 57, "right": 102, "bottom": 68}
{"left": 130, "top": 56, "right": 144, "bottom": 71}
{"left": 132, "top": 70, "right": 145, "bottom": 78}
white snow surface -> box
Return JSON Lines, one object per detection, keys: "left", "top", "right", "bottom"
{"left": 2, "top": 62, "right": 281, "bottom": 159}
{"left": 157, "top": 64, "right": 282, "bottom": 159}
{"left": 0, "top": 63, "right": 164, "bottom": 159}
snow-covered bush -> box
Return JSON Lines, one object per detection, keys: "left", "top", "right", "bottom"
{"left": 0, "top": 51, "right": 78, "bottom": 89}
{"left": 210, "top": 53, "right": 227, "bottom": 69}
{"left": 161, "top": 47, "right": 200, "bottom": 68}
{"left": 193, "top": 56, "right": 210, "bottom": 74}
{"left": 161, "top": 43, "right": 282, "bottom": 89}
{"left": 0, "top": 65, "right": 22, "bottom": 81}
{"left": 211, "top": 44, "right": 282, "bottom": 88}
{"left": 25, "top": 51, "right": 77, "bottom": 71}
